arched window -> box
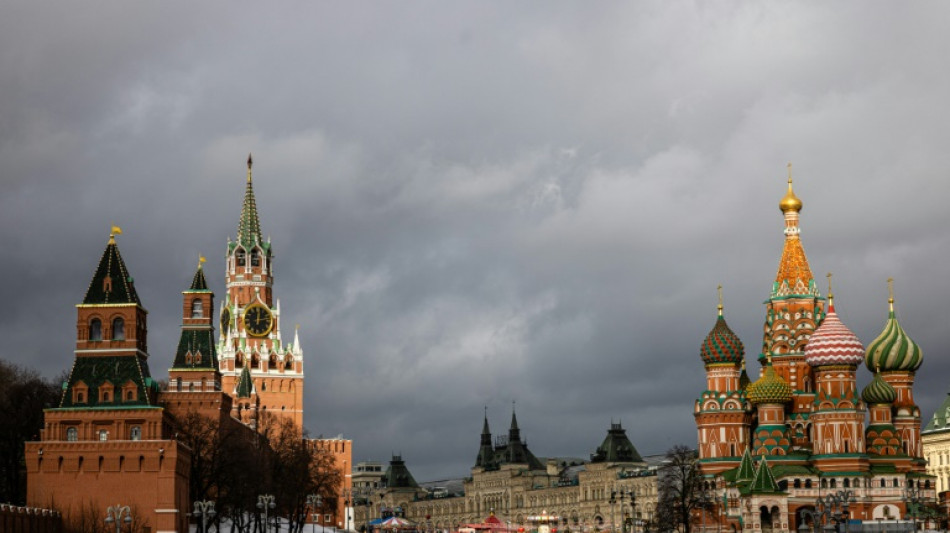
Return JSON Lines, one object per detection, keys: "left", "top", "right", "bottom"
{"left": 89, "top": 319, "right": 102, "bottom": 341}
{"left": 191, "top": 299, "right": 203, "bottom": 318}
{"left": 236, "top": 248, "right": 246, "bottom": 266}
{"left": 112, "top": 317, "right": 124, "bottom": 340}
{"left": 130, "top": 426, "right": 141, "bottom": 440}
{"left": 125, "top": 390, "right": 133, "bottom": 401}
{"left": 251, "top": 249, "right": 261, "bottom": 267}
{"left": 844, "top": 478, "right": 850, "bottom": 488}
{"left": 66, "top": 427, "right": 78, "bottom": 441}
{"left": 804, "top": 479, "right": 812, "bottom": 488}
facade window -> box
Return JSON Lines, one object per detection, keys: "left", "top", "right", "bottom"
{"left": 90, "top": 319, "right": 102, "bottom": 341}
{"left": 192, "top": 299, "right": 203, "bottom": 318}
{"left": 236, "top": 249, "right": 246, "bottom": 266}
{"left": 126, "top": 390, "right": 134, "bottom": 401}
{"left": 130, "top": 426, "right": 141, "bottom": 441}
{"left": 112, "top": 317, "right": 125, "bottom": 340}
{"left": 251, "top": 249, "right": 261, "bottom": 267}
{"left": 66, "top": 427, "right": 78, "bottom": 441}
{"left": 98, "top": 430, "right": 108, "bottom": 441}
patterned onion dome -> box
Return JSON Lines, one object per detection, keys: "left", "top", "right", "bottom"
{"left": 701, "top": 315, "right": 745, "bottom": 365}
{"left": 746, "top": 362, "right": 793, "bottom": 405}
{"left": 865, "top": 305, "right": 922, "bottom": 372}
{"left": 804, "top": 303, "right": 865, "bottom": 367}
{"left": 861, "top": 369, "right": 897, "bottom": 405}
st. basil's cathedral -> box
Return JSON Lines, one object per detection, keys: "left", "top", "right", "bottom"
{"left": 695, "top": 170, "right": 932, "bottom": 533}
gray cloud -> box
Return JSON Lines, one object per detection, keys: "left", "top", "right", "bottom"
{"left": 2, "top": 1, "right": 950, "bottom": 481}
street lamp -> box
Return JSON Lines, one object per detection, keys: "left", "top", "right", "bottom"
{"left": 904, "top": 485, "right": 924, "bottom": 532}
{"left": 797, "top": 491, "right": 856, "bottom": 533}
{"left": 104, "top": 504, "right": 132, "bottom": 533}
{"left": 193, "top": 500, "right": 216, "bottom": 533}
{"left": 258, "top": 494, "right": 277, "bottom": 533}
{"left": 308, "top": 494, "right": 323, "bottom": 533}
{"left": 343, "top": 488, "right": 353, "bottom": 532}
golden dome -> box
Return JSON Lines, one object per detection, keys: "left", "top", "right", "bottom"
{"left": 779, "top": 177, "right": 802, "bottom": 213}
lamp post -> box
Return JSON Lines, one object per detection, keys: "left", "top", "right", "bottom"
{"left": 104, "top": 504, "right": 132, "bottom": 533}
{"left": 797, "top": 491, "right": 856, "bottom": 533}
{"left": 258, "top": 494, "right": 277, "bottom": 533}
{"left": 904, "top": 485, "right": 924, "bottom": 533}
{"left": 193, "top": 500, "right": 216, "bottom": 533}
{"left": 308, "top": 494, "right": 323, "bottom": 533}
{"left": 343, "top": 488, "right": 353, "bottom": 532}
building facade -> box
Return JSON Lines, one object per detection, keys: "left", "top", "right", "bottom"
{"left": 694, "top": 173, "right": 934, "bottom": 533}
{"left": 355, "top": 415, "right": 659, "bottom": 533}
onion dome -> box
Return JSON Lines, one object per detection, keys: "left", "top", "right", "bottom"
{"left": 701, "top": 287, "right": 745, "bottom": 365}
{"left": 865, "top": 281, "right": 922, "bottom": 372}
{"left": 862, "top": 368, "right": 897, "bottom": 405}
{"left": 779, "top": 176, "right": 802, "bottom": 213}
{"left": 747, "top": 359, "right": 793, "bottom": 405}
{"left": 804, "top": 296, "right": 864, "bottom": 367}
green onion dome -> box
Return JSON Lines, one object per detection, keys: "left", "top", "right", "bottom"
{"left": 865, "top": 303, "right": 922, "bottom": 373}
{"left": 861, "top": 369, "right": 897, "bottom": 405}
{"left": 747, "top": 361, "right": 793, "bottom": 405}
{"left": 701, "top": 314, "right": 745, "bottom": 365}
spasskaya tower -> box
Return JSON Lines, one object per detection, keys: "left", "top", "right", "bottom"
{"left": 218, "top": 155, "right": 304, "bottom": 430}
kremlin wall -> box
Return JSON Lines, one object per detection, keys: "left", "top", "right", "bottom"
{"left": 14, "top": 163, "right": 946, "bottom": 533}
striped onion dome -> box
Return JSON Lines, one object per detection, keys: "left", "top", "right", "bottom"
{"left": 804, "top": 301, "right": 865, "bottom": 367}
{"left": 865, "top": 306, "right": 922, "bottom": 373}
{"left": 862, "top": 369, "right": 897, "bottom": 405}
{"left": 747, "top": 361, "right": 793, "bottom": 405}
{"left": 701, "top": 314, "right": 745, "bottom": 365}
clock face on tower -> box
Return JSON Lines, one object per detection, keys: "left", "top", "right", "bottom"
{"left": 242, "top": 304, "right": 273, "bottom": 337}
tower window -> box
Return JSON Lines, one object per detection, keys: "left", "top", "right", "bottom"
{"left": 236, "top": 249, "right": 246, "bottom": 266}
{"left": 130, "top": 426, "right": 141, "bottom": 441}
{"left": 111, "top": 318, "right": 125, "bottom": 340}
{"left": 192, "top": 299, "right": 203, "bottom": 318}
{"left": 98, "top": 430, "right": 108, "bottom": 441}
{"left": 66, "top": 427, "right": 78, "bottom": 441}
{"left": 251, "top": 249, "right": 261, "bottom": 267}
{"left": 89, "top": 319, "right": 102, "bottom": 341}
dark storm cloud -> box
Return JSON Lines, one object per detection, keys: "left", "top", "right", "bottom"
{"left": 2, "top": 1, "right": 950, "bottom": 481}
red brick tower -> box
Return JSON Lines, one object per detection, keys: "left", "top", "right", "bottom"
{"left": 218, "top": 155, "right": 305, "bottom": 431}
{"left": 25, "top": 229, "right": 189, "bottom": 533}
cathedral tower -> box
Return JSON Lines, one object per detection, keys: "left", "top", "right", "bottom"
{"left": 218, "top": 155, "right": 305, "bottom": 430}
{"left": 695, "top": 289, "right": 751, "bottom": 473}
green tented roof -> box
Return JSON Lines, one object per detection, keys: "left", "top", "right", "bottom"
{"left": 82, "top": 239, "right": 141, "bottom": 305}
{"left": 172, "top": 328, "right": 218, "bottom": 369}
{"left": 235, "top": 366, "right": 254, "bottom": 398}
{"left": 188, "top": 266, "right": 209, "bottom": 291}
{"left": 591, "top": 422, "right": 644, "bottom": 464}
{"left": 60, "top": 355, "right": 156, "bottom": 408}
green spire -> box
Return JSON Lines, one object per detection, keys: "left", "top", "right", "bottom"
{"left": 235, "top": 365, "right": 254, "bottom": 398}
{"left": 749, "top": 456, "right": 781, "bottom": 493}
{"left": 237, "top": 154, "right": 263, "bottom": 250}
{"left": 188, "top": 263, "right": 209, "bottom": 291}
{"left": 82, "top": 233, "right": 141, "bottom": 305}
{"left": 735, "top": 448, "right": 755, "bottom": 482}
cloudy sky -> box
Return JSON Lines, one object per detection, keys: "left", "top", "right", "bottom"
{"left": 3, "top": 2, "right": 950, "bottom": 481}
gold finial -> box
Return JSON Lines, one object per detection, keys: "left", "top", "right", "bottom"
{"left": 295, "top": 323, "right": 300, "bottom": 331}
{"left": 826, "top": 272, "right": 834, "bottom": 305}
{"left": 717, "top": 284, "right": 723, "bottom": 316}
{"left": 741, "top": 359, "right": 746, "bottom": 370}
{"left": 779, "top": 163, "right": 803, "bottom": 213}
{"left": 109, "top": 224, "right": 122, "bottom": 244}
{"left": 247, "top": 153, "right": 253, "bottom": 183}
{"left": 766, "top": 353, "right": 773, "bottom": 365}
{"left": 887, "top": 277, "right": 895, "bottom": 311}
{"left": 875, "top": 363, "right": 881, "bottom": 373}
{"left": 198, "top": 254, "right": 206, "bottom": 269}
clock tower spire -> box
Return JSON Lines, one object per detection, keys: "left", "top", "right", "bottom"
{"left": 218, "top": 155, "right": 304, "bottom": 431}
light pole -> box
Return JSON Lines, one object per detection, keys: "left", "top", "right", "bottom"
{"left": 193, "top": 500, "right": 217, "bottom": 533}
{"left": 904, "top": 485, "right": 924, "bottom": 533}
{"left": 258, "top": 494, "right": 277, "bottom": 533}
{"left": 308, "top": 494, "right": 323, "bottom": 533}
{"left": 797, "top": 491, "right": 855, "bottom": 533}
{"left": 104, "top": 504, "right": 132, "bottom": 533}
{"left": 343, "top": 489, "right": 353, "bottom": 532}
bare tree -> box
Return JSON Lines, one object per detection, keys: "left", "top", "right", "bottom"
{"left": 0, "top": 360, "right": 61, "bottom": 504}
{"left": 657, "top": 445, "right": 702, "bottom": 533}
